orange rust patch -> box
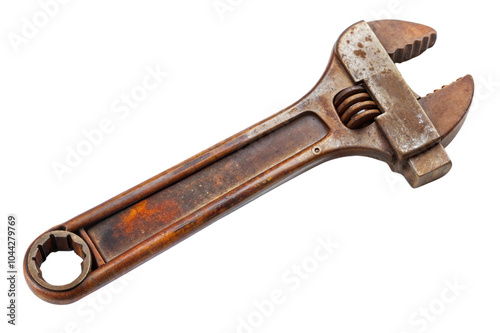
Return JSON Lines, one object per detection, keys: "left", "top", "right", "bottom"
{"left": 111, "top": 198, "right": 183, "bottom": 242}
{"left": 354, "top": 49, "right": 366, "bottom": 59}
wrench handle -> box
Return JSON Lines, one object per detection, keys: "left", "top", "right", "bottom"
{"left": 25, "top": 107, "right": 331, "bottom": 303}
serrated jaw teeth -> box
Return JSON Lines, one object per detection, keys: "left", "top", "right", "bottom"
{"left": 390, "top": 33, "right": 437, "bottom": 63}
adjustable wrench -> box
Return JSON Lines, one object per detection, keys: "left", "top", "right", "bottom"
{"left": 24, "top": 20, "right": 475, "bottom": 304}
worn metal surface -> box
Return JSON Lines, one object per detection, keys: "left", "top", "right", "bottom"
{"left": 87, "top": 113, "right": 329, "bottom": 261}
{"left": 24, "top": 20, "right": 475, "bottom": 304}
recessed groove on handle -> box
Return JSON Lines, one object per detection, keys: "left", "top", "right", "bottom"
{"left": 86, "top": 112, "right": 329, "bottom": 261}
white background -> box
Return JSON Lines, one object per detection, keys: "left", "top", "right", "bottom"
{"left": 1, "top": 1, "right": 499, "bottom": 332}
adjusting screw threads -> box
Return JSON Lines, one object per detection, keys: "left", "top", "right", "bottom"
{"left": 333, "top": 85, "right": 381, "bottom": 129}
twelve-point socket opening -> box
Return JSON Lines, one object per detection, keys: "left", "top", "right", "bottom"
{"left": 27, "top": 230, "right": 92, "bottom": 291}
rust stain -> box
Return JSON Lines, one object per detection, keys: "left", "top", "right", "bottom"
{"left": 111, "top": 199, "right": 183, "bottom": 241}
{"left": 354, "top": 49, "right": 366, "bottom": 59}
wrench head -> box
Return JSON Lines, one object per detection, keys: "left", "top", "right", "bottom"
{"left": 367, "top": 20, "right": 474, "bottom": 148}
{"left": 334, "top": 20, "right": 474, "bottom": 187}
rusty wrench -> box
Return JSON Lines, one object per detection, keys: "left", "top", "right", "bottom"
{"left": 24, "top": 20, "right": 474, "bottom": 304}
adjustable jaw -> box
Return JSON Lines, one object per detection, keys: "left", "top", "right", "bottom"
{"left": 335, "top": 20, "right": 474, "bottom": 187}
